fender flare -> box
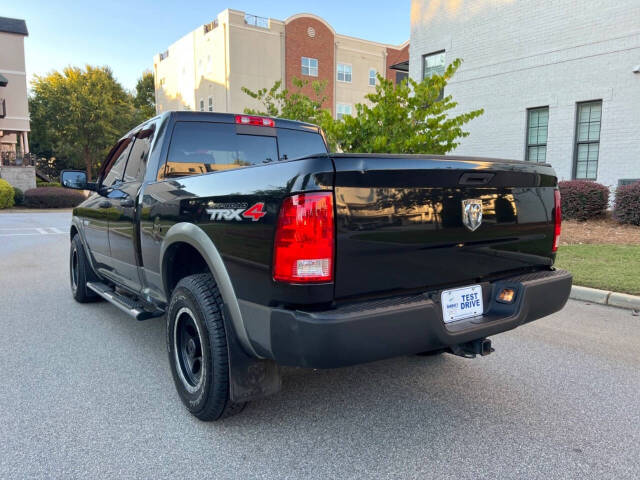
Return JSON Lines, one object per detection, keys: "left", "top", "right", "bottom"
{"left": 160, "top": 222, "right": 259, "bottom": 358}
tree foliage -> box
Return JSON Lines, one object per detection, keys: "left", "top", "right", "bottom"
{"left": 325, "top": 59, "right": 483, "bottom": 153}
{"left": 29, "top": 66, "right": 139, "bottom": 180}
{"left": 241, "top": 77, "right": 329, "bottom": 125}
{"left": 134, "top": 71, "right": 156, "bottom": 121}
{"left": 242, "top": 59, "right": 483, "bottom": 154}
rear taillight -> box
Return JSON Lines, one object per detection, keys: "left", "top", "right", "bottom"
{"left": 235, "top": 114, "right": 275, "bottom": 127}
{"left": 273, "top": 192, "right": 334, "bottom": 283}
{"left": 552, "top": 189, "right": 562, "bottom": 252}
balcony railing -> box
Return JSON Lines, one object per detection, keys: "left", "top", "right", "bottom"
{"left": 244, "top": 13, "right": 269, "bottom": 29}
{"left": 159, "top": 50, "right": 169, "bottom": 61}
{"left": 0, "top": 152, "right": 38, "bottom": 167}
{"left": 203, "top": 19, "right": 218, "bottom": 34}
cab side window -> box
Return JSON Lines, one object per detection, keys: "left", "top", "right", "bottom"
{"left": 103, "top": 139, "right": 133, "bottom": 187}
{"left": 124, "top": 127, "right": 154, "bottom": 183}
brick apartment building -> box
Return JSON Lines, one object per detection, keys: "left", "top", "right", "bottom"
{"left": 154, "top": 9, "right": 408, "bottom": 119}
{"left": 409, "top": 0, "right": 640, "bottom": 190}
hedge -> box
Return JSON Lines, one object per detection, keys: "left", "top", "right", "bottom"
{"left": 0, "top": 179, "right": 15, "bottom": 209}
{"left": 24, "top": 187, "right": 86, "bottom": 208}
{"left": 614, "top": 181, "right": 640, "bottom": 226}
{"left": 13, "top": 187, "right": 24, "bottom": 206}
{"left": 558, "top": 180, "right": 609, "bottom": 221}
{"left": 37, "top": 181, "right": 62, "bottom": 188}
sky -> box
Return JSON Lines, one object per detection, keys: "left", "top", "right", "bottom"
{"left": 3, "top": 1, "right": 411, "bottom": 92}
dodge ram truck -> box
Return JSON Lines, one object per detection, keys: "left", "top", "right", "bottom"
{"left": 61, "top": 111, "right": 572, "bottom": 421}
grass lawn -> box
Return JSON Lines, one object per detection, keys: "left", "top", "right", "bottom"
{"left": 555, "top": 244, "right": 640, "bottom": 295}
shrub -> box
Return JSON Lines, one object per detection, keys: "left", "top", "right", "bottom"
{"left": 13, "top": 187, "right": 24, "bottom": 206}
{"left": 24, "top": 187, "right": 86, "bottom": 208}
{"left": 0, "top": 179, "right": 15, "bottom": 208}
{"left": 614, "top": 181, "right": 640, "bottom": 226}
{"left": 558, "top": 180, "right": 609, "bottom": 221}
{"left": 37, "top": 181, "right": 62, "bottom": 187}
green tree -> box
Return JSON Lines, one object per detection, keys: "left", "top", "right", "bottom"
{"left": 325, "top": 59, "right": 483, "bottom": 153}
{"left": 241, "top": 77, "right": 329, "bottom": 124}
{"left": 29, "top": 65, "right": 136, "bottom": 180}
{"left": 134, "top": 71, "right": 156, "bottom": 121}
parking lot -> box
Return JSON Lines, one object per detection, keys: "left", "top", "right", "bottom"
{"left": 1, "top": 211, "right": 639, "bottom": 479}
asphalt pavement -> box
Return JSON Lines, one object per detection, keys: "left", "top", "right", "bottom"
{"left": 1, "top": 211, "right": 639, "bottom": 479}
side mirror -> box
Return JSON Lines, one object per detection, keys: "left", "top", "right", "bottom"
{"left": 61, "top": 170, "right": 96, "bottom": 191}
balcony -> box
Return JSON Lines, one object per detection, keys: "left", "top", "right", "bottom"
{"left": 244, "top": 13, "right": 269, "bottom": 29}
{"left": 0, "top": 151, "right": 37, "bottom": 167}
{"left": 203, "top": 19, "right": 218, "bottom": 34}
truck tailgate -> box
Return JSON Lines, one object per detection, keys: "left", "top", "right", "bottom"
{"left": 332, "top": 154, "right": 558, "bottom": 299}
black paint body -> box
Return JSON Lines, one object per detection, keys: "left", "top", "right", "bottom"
{"left": 69, "top": 111, "right": 570, "bottom": 371}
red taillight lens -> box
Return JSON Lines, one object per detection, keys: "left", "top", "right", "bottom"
{"left": 273, "top": 192, "right": 334, "bottom": 283}
{"left": 235, "top": 114, "right": 275, "bottom": 127}
{"left": 553, "top": 189, "right": 562, "bottom": 252}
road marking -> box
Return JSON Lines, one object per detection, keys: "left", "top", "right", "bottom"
{"left": 0, "top": 227, "right": 67, "bottom": 237}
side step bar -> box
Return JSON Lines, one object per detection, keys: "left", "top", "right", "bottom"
{"left": 87, "top": 281, "right": 164, "bottom": 321}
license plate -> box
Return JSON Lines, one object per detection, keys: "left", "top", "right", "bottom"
{"left": 441, "top": 284, "right": 483, "bottom": 323}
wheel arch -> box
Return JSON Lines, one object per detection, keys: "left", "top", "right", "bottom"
{"left": 160, "top": 222, "right": 258, "bottom": 358}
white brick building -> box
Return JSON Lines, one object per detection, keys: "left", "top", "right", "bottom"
{"left": 409, "top": 0, "right": 640, "bottom": 189}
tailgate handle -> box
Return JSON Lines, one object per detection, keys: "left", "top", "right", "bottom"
{"left": 459, "top": 173, "right": 495, "bottom": 185}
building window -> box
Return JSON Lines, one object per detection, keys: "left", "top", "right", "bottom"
{"left": 199, "top": 99, "right": 204, "bottom": 112}
{"left": 526, "top": 107, "right": 549, "bottom": 163}
{"left": 337, "top": 63, "right": 352, "bottom": 83}
{"left": 208, "top": 96, "right": 213, "bottom": 112}
{"left": 368, "top": 69, "right": 376, "bottom": 86}
{"left": 422, "top": 51, "right": 446, "bottom": 79}
{"left": 574, "top": 101, "right": 602, "bottom": 180}
{"left": 301, "top": 57, "right": 318, "bottom": 77}
{"left": 337, "top": 104, "right": 352, "bottom": 120}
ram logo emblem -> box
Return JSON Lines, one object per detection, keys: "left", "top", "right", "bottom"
{"left": 462, "top": 199, "right": 483, "bottom": 232}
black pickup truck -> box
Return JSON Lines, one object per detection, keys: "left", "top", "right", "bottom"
{"left": 61, "top": 111, "right": 571, "bottom": 421}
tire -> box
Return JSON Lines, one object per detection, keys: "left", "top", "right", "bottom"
{"left": 167, "top": 273, "right": 246, "bottom": 421}
{"left": 70, "top": 235, "right": 99, "bottom": 303}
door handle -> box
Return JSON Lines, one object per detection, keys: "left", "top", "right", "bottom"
{"left": 119, "top": 198, "right": 135, "bottom": 208}
{"left": 98, "top": 200, "right": 112, "bottom": 209}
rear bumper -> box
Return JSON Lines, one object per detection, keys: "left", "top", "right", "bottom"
{"left": 240, "top": 269, "right": 572, "bottom": 368}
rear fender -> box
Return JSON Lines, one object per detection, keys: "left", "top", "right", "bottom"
{"left": 160, "top": 222, "right": 281, "bottom": 402}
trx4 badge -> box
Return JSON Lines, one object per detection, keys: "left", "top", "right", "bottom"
{"left": 206, "top": 202, "right": 266, "bottom": 222}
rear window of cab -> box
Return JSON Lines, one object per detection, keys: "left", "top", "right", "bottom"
{"left": 159, "top": 121, "right": 328, "bottom": 180}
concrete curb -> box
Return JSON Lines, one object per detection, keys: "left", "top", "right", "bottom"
{"left": 570, "top": 285, "right": 640, "bottom": 311}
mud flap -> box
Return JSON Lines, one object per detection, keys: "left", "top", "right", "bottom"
{"left": 221, "top": 304, "right": 281, "bottom": 402}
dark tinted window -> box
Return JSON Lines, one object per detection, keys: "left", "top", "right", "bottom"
{"left": 162, "top": 122, "right": 278, "bottom": 179}
{"left": 276, "top": 128, "right": 328, "bottom": 161}
{"left": 124, "top": 127, "right": 154, "bottom": 182}
{"left": 103, "top": 139, "right": 133, "bottom": 186}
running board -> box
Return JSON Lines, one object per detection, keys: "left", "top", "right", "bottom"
{"left": 87, "top": 282, "right": 164, "bottom": 321}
